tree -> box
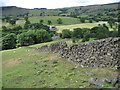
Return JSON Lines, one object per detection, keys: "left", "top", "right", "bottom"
{"left": 24, "top": 16, "right": 28, "bottom": 21}
{"left": 2, "top": 26, "right": 7, "bottom": 32}
{"left": 57, "top": 18, "right": 63, "bottom": 24}
{"left": 62, "top": 29, "right": 72, "bottom": 38}
{"left": 72, "top": 28, "right": 83, "bottom": 38}
{"left": 4, "top": 16, "right": 11, "bottom": 22}
{"left": 2, "top": 33, "right": 16, "bottom": 50}
{"left": 109, "top": 31, "right": 118, "bottom": 37}
{"left": 17, "top": 32, "right": 35, "bottom": 46}
{"left": 89, "top": 20, "right": 93, "bottom": 23}
{"left": 17, "top": 29, "right": 52, "bottom": 46}
{"left": 82, "top": 34, "right": 90, "bottom": 42}
{"left": 118, "top": 24, "right": 120, "bottom": 37}
{"left": 80, "top": 17, "right": 85, "bottom": 23}
{"left": 40, "top": 19, "right": 44, "bottom": 24}
{"left": 103, "top": 24, "right": 109, "bottom": 30}
{"left": 48, "top": 20, "right": 52, "bottom": 25}
{"left": 108, "top": 20, "right": 115, "bottom": 28}
{"left": 96, "top": 26, "right": 109, "bottom": 39}
{"left": 72, "top": 37, "right": 79, "bottom": 43}
{"left": 9, "top": 19, "right": 16, "bottom": 25}
{"left": 35, "top": 30, "right": 52, "bottom": 43}
{"left": 24, "top": 20, "right": 31, "bottom": 29}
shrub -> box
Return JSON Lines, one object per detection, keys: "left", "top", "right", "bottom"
{"left": 2, "top": 33, "right": 17, "bottom": 50}
{"left": 57, "top": 18, "right": 63, "bottom": 24}
{"left": 72, "top": 37, "right": 79, "bottom": 43}
{"left": 62, "top": 29, "right": 72, "bottom": 38}
{"left": 17, "top": 33, "right": 35, "bottom": 46}
{"left": 72, "top": 28, "right": 83, "bottom": 38}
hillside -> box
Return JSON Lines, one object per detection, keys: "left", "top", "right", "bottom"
{"left": 1, "top": 2, "right": 119, "bottom": 21}
{"left": 2, "top": 39, "right": 120, "bottom": 88}
{"left": 1, "top": 16, "right": 81, "bottom": 27}
{"left": 1, "top": 6, "right": 29, "bottom": 17}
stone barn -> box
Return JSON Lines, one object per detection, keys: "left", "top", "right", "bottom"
{"left": 47, "top": 25, "right": 57, "bottom": 30}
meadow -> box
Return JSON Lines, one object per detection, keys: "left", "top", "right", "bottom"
{"left": 28, "top": 16, "right": 81, "bottom": 26}
{"left": 1, "top": 16, "right": 81, "bottom": 27}
{"left": 56, "top": 21, "right": 108, "bottom": 33}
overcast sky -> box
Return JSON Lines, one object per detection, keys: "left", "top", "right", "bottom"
{"left": 0, "top": 0, "right": 119, "bottom": 9}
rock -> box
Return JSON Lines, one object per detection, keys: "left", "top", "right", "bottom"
{"left": 90, "top": 82, "right": 104, "bottom": 87}
{"left": 85, "top": 72, "right": 93, "bottom": 76}
{"left": 88, "top": 78, "right": 97, "bottom": 82}
{"left": 52, "top": 60, "right": 58, "bottom": 64}
{"left": 79, "top": 86, "right": 85, "bottom": 88}
{"left": 99, "top": 78, "right": 112, "bottom": 83}
{"left": 108, "top": 87, "right": 118, "bottom": 90}
{"left": 112, "top": 74, "right": 120, "bottom": 87}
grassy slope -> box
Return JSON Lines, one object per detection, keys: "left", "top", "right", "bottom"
{"left": 1, "top": 16, "right": 81, "bottom": 27}
{"left": 2, "top": 40, "right": 119, "bottom": 88}
{"left": 28, "top": 16, "right": 80, "bottom": 25}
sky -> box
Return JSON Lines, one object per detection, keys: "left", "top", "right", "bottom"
{"left": 0, "top": 0, "right": 119, "bottom": 9}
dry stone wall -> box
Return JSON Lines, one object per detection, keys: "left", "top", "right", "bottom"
{"left": 39, "top": 37, "right": 120, "bottom": 69}
{"left": 49, "top": 38, "right": 120, "bottom": 69}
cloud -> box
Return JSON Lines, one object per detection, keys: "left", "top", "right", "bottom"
{"left": 1, "top": 0, "right": 119, "bottom": 9}
{"left": 0, "top": 0, "right": 9, "bottom": 6}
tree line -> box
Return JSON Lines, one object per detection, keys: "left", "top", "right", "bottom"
{"left": 61, "top": 24, "right": 119, "bottom": 43}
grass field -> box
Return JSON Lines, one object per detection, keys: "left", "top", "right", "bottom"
{"left": 2, "top": 40, "right": 119, "bottom": 88}
{"left": 1, "top": 16, "right": 81, "bottom": 27}
{"left": 28, "top": 16, "right": 81, "bottom": 25}
{"left": 56, "top": 21, "right": 108, "bottom": 33}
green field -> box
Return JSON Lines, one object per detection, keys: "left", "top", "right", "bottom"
{"left": 56, "top": 21, "right": 108, "bottom": 33}
{"left": 2, "top": 40, "right": 119, "bottom": 88}
{"left": 1, "top": 16, "right": 81, "bottom": 27}
{"left": 28, "top": 16, "right": 81, "bottom": 25}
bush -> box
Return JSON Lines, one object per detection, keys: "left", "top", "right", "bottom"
{"left": 72, "top": 28, "right": 83, "bottom": 38}
{"left": 17, "top": 29, "right": 52, "bottom": 46}
{"left": 118, "top": 24, "right": 120, "bottom": 37}
{"left": 57, "top": 18, "right": 63, "bottom": 24}
{"left": 89, "top": 20, "right": 93, "bottom": 23}
{"left": 62, "top": 29, "right": 72, "bottom": 38}
{"left": 80, "top": 17, "right": 85, "bottom": 23}
{"left": 17, "top": 33, "right": 35, "bottom": 46}
{"left": 72, "top": 37, "right": 79, "bottom": 43}
{"left": 2, "top": 33, "right": 17, "bottom": 50}
{"left": 35, "top": 30, "right": 52, "bottom": 43}
{"left": 82, "top": 38, "right": 90, "bottom": 42}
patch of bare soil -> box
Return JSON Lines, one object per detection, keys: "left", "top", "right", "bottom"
{"left": 14, "top": 76, "right": 24, "bottom": 82}
{"left": 36, "top": 55, "right": 58, "bottom": 62}
{"left": 6, "top": 58, "right": 22, "bottom": 67}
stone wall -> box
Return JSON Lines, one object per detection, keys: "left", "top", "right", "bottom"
{"left": 41, "top": 37, "right": 120, "bottom": 69}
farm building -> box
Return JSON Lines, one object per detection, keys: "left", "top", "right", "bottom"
{"left": 47, "top": 25, "right": 57, "bottom": 30}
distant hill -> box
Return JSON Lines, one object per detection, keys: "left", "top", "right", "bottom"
{"left": 1, "top": 2, "right": 119, "bottom": 21}
{"left": 58, "top": 2, "right": 119, "bottom": 21}
{"left": 1, "top": 6, "right": 29, "bottom": 17}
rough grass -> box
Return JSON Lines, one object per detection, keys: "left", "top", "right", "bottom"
{"left": 2, "top": 40, "right": 119, "bottom": 88}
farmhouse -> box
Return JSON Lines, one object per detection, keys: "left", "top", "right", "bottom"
{"left": 47, "top": 25, "right": 57, "bottom": 30}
